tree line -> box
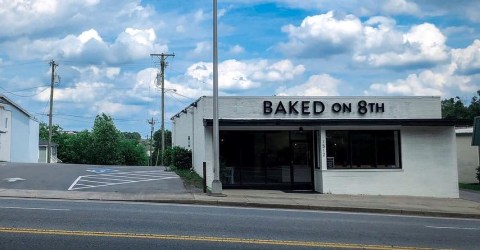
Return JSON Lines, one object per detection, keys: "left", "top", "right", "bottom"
{"left": 40, "top": 113, "right": 171, "bottom": 166}
{"left": 441, "top": 90, "right": 480, "bottom": 120}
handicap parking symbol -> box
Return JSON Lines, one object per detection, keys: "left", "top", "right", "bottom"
{"left": 86, "top": 168, "right": 118, "bottom": 174}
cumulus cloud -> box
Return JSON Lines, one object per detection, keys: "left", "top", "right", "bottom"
{"left": 381, "top": 0, "right": 420, "bottom": 16}
{"left": 229, "top": 45, "right": 245, "bottom": 54}
{"left": 2, "top": 28, "right": 167, "bottom": 64}
{"left": 451, "top": 39, "right": 480, "bottom": 75}
{"left": 276, "top": 74, "right": 340, "bottom": 96}
{"left": 185, "top": 59, "right": 305, "bottom": 90}
{"left": 0, "top": 0, "right": 155, "bottom": 39}
{"left": 36, "top": 81, "right": 113, "bottom": 103}
{"left": 280, "top": 12, "right": 449, "bottom": 69}
{"left": 365, "top": 64, "right": 477, "bottom": 97}
{"left": 279, "top": 11, "right": 363, "bottom": 57}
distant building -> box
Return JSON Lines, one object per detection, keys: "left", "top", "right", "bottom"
{"left": 456, "top": 127, "right": 479, "bottom": 183}
{"left": 38, "top": 140, "right": 60, "bottom": 163}
{"left": 0, "top": 95, "right": 39, "bottom": 163}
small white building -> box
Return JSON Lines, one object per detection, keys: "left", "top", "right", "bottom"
{"left": 455, "top": 127, "right": 479, "bottom": 184}
{"left": 0, "top": 95, "right": 39, "bottom": 163}
{"left": 171, "top": 96, "right": 466, "bottom": 198}
{"left": 38, "top": 140, "right": 59, "bottom": 163}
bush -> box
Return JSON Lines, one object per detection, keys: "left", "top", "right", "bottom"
{"left": 165, "top": 146, "right": 192, "bottom": 170}
{"left": 476, "top": 165, "right": 480, "bottom": 184}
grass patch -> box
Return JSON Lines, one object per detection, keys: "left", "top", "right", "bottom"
{"left": 171, "top": 167, "right": 204, "bottom": 190}
{"left": 459, "top": 183, "right": 480, "bottom": 191}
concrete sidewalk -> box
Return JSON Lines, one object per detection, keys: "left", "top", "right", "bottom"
{"left": 1, "top": 188, "right": 480, "bottom": 219}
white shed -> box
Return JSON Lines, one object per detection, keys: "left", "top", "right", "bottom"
{"left": 0, "top": 95, "right": 39, "bottom": 163}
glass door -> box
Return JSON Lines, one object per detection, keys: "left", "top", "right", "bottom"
{"left": 291, "top": 141, "right": 313, "bottom": 189}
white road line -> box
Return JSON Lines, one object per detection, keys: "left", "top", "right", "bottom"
{"left": 108, "top": 172, "right": 178, "bottom": 178}
{"left": 82, "top": 170, "right": 168, "bottom": 178}
{"left": 67, "top": 176, "right": 82, "bottom": 191}
{"left": 82, "top": 176, "right": 152, "bottom": 182}
{"left": 69, "top": 177, "right": 179, "bottom": 190}
{"left": 426, "top": 226, "right": 480, "bottom": 230}
{"left": 0, "top": 206, "right": 70, "bottom": 211}
{"left": 77, "top": 179, "right": 113, "bottom": 184}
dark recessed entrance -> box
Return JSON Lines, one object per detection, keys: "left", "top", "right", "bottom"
{"left": 219, "top": 130, "right": 314, "bottom": 190}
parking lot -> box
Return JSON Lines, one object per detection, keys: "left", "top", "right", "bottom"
{"left": 0, "top": 163, "right": 188, "bottom": 194}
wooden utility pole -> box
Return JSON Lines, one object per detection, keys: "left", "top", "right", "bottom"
{"left": 47, "top": 60, "right": 58, "bottom": 164}
{"left": 150, "top": 53, "right": 174, "bottom": 166}
{"left": 147, "top": 117, "right": 157, "bottom": 166}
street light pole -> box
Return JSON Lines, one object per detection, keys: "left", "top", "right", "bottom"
{"left": 211, "top": 0, "right": 223, "bottom": 194}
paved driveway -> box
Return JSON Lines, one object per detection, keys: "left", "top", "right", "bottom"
{"left": 0, "top": 162, "right": 188, "bottom": 194}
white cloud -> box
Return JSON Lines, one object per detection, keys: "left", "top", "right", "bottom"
{"left": 185, "top": 59, "right": 305, "bottom": 90}
{"left": 382, "top": 0, "right": 420, "bottom": 15}
{"left": 189, "top": 41, "right": 212, "bottom": 58}
{"left": 2, "top": 28, "right": 168, "bottom": 64}
{"left": 276, "top": 74, "right": 340, "bottom": 96}
{"left": 279, "top": 11, "right": 363, "bottom": 57}
{"left": 365, "top": 64, "right": 477, "bottom": 97}
{"left": 356, "top": 23, "right": 448, "bottom": 68}
{"left": 280, "top": 12, "right": 449, "bottom": 69}
{"left": 229, "top": 45, "right": 245, "bottom": 54}
{"left": 36, "top": 81, "right": 113, "bottom": 102}
{"left": 451, "top": 39, "right": 480, "bottom": 75}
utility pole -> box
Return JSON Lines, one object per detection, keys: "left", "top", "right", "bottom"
{"left": 47, "top": 60, "right": 58, "bottom": 164}
{"left": 147, "top": 117, "right": 157, "bottom": 166}
{"left": 211, "top": 0, "right": 223, "bottom": 194}
{"left": 150, "top": 53, "right": 175, "bottom": 166}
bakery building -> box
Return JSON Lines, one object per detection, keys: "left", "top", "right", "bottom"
{"left": 171, "top": 96, "right": 465, "bottom": 198}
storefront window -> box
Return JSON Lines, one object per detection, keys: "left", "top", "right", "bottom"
{"left": 326, "top": 130, "right": 401, "bottom": 169}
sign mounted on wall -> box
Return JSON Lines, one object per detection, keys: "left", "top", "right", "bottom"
{"left": 263, "top": 100, "right": 385, "bottom": 116}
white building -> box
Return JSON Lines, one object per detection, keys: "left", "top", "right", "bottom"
{"left": 0, "top": 95, "right": 39, "bottom": 163}
{"left": 171, "top": 96, "right": 466, "bottom": 198}
{"left": 455, "top": 127, "right": 479, "bottom": 184}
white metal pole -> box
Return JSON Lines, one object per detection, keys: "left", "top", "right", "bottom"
{"left": 211, "top": 0, "right": 222, "bottom": 194}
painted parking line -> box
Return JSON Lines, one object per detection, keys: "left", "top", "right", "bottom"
{"left": 68, "top": 170, "right": 179, "bottom": 191}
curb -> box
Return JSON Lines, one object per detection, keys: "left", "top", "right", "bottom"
{"left": 2, "top": 193, "right": 480, "bottom": 219}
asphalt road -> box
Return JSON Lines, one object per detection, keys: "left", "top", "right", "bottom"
{"left": 0, "top": 198, "right": 479, "bottom": 249}
{"left": 0, "top": 163, "right": 188, "bottom": 194}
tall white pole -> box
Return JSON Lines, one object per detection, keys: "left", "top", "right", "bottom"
{"left": 211, "top": 0, "right": 223, "bottom": 194}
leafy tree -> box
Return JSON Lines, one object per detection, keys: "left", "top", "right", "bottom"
{"left": 152, "top": 129, "right": 172, "bottom": 166}
{"left": 441, "top": 91, "right": 480, "bottom": 120}
{"left": 122, "top": 132, "right": 142, "bottom": 142}
{"left": 441, "top": 97, "right": 469, "bottom": 119}
{"left": 118, "top": 139, "right": 148, "bottom": 166}
{"left": 91, "top": 113, "right": 122, "bottom": 165}
{"left": 60, "top": 130, "right": 93, "bottom": 164}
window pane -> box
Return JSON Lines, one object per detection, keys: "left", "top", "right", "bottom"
{"left": 376, "top": 131, "right": 398, "bottom": 168}
{"left": 326, "top": 131, "right": 350, "bottom": 168}
{"left": 265, "top": 131, "right": 290, "bottom": 184}
{"left": 351, "top": 132, "right": 375, "bottom": 168}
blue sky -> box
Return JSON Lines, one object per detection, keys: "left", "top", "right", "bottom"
{"left": 1, "top": 0, "right": 480, "bottom": 137}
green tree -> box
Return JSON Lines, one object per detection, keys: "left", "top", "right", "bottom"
{"left": 441, "top": 97, "right": 469, "bottom": 119}
{"left": 152, "top": 129, "right": 172, "bottom": 165}
{"left": 60, "top": 130, "right": 93, "bottom": 164}
{"left": 91, "top": 113, "right": 122, "bottom": 165}
{"left": 118, "top": 139, "right": 148, "bottom": 166}
{"left": 122, "top": 132, "right": 142, "bottom": 142}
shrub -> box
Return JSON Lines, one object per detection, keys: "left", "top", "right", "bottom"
{"left": 476, "top": 165, "right": 480, "bottom": 184}
{"left": 167, "top": 146, "right": 192, "bottom": 170}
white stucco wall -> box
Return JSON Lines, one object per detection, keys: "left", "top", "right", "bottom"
{"left": 2, "top": 102, "right": 39, "bottom": 163}
{"left": 172, "top": 96, "right": 458, "bottom": 197}
{"left": 0, "top": 107, "right": 12, "bottom": 162}
{"left": 320, "top": 126, "right": 459, "bottom": 198}
{"left": 456, "top": 132, "right": 479, "bottom": 183}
